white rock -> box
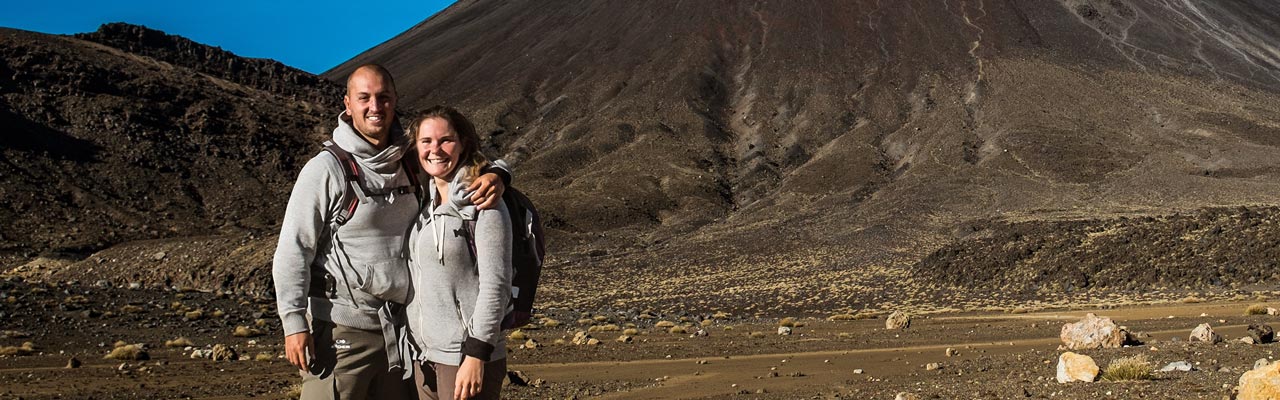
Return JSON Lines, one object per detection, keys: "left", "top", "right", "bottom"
{"left": 1059, "top": 313, "right": 1126, "bottom": 350}
{"left": 1056, "top": 352, "right": 1099, "bottom": 383}
{"left": 1189, "top": 323, "right": 1222, "bottom": 344}
{"left": 777, "top": 326, "right": 792, "bottom": 336}
{"left": 1159, "top": 361, "right": 1194, "bottom": 372}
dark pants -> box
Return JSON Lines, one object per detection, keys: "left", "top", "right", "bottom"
{"left": 413, "top": 358, "right": 507, "bottom": 400}
{"left": 300, "top": 320, "right": 413, "bottom": 400}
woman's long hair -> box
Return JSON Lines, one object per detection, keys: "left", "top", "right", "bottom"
{"left": 405, "top": 105, "right": 489, "bottom": 183}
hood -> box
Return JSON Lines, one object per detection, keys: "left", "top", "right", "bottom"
{"left": 333, "top": 111, "right": 407, "bottom": 174}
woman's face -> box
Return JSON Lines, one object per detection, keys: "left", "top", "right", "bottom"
{"left": 415, "top": 117, "right": 462, "bottom": 180}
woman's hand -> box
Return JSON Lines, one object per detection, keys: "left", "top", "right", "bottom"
{"left": 454, "top": 356, "right": 485, "bottom": 400}
{"left": 468, "top": 172, "right": 506, "bottom": 209}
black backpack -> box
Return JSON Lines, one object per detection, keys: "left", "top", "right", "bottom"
{"left": 463, "top": 187, "right": 546, "bottom": 330}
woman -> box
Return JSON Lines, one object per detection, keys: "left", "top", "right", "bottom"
{"left": 405, "top": 105, "right": 513, "bottom": 400}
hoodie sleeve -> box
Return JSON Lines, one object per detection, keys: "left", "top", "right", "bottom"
{"left": 272, "top": 154, "right": 343, "bottom": 336}
{"left": 462, "top": 201, "right": 514, "bottom": 360}
{"left": 484, "top": 159, "right": 513, "bottom": 186}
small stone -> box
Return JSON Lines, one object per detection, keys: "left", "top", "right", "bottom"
{"left": 1243, "top": 337, "right": 1258, "bottom": 345}
{"left": 65, "top": 357, "right": 81, "bottom": 369}
{"left": 1267, "top": 307, "right": 1278, "bottom": 316}
{"left": 128, "top": 282, "right": 143, "bottom": 290}
{"left": 585, "top": 338, "right": 601, "bottom": 346}
{"left": 151, "top": 252, "right": 166, "bottom": 261}
{"left": 852, "top": 369, "right": 864, "bottom": 374}
{"left": 925, "top": 362, "right": 942, "bottom": 371}
{"left": 505, "top": 370, "right": 529, "bottom": 386}
{"left": 1255, "top": 359, "right": 1271, "bottom": 370}
{"left": 1159, "top": 361, "right": 1194, "bottom": 372}
{"left": 895, "top": 392, "right": 922, "bottom": 400}
{"left": 777, "top": 326, "right": 792, "bottom": 336}
{"left": 1056, "top": 352, "right": 1099, "bottom": 383}
{"left": 945, "top": 348, "right": 959, "bottom": 357}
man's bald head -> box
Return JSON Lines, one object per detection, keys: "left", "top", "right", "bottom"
{"left": 346, "top": 64, "right": 397, "bottom": 95}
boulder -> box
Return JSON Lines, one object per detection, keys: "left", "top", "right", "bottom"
{"left": 1268, "top": 307, "right": 1279, "bottom": 316}
{"left": 1189, "top": 323, "right": 1222, "bottom": 344}
{"left": 1059, "top": 313, "right": 1126, "bottom": 350}
{"left": 1249, "top": 324, "right": 1275, "bottom": 344}
{"left": 885, "top": 311, "right": 911, "bottom": 330}
{"left": 1056, "top": 352, "right": 1099, "bottom": 383}
{"left": 1237, "top": 360, "right": 1280, "bottom": 400}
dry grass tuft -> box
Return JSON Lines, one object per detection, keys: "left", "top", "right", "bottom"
{"left": 623, "top": 328, "right": 640, "bottom": 336}
{"left": 509, "top": 330, "right": 529, "bottom": 341}
{"left": 1180, "top": 296, "right": 1204, "bottom": 304}
{"left": 165, "top": 337, "right": 195, "bottom": 348}
{"left": 0, "top": 342, "right": 35, "bottom": 356}
{"left": 1101, "top": 354, "right": 1153, "bottom": 381}
{"left": 541, "top": 318, "right": 560, "bottom": 328}
{"left": 1246, "top": 304, "right": 1269, "bottom": 316}
{"left": 105, "top": 344, "right": 149, "bottom": 361}
{"left": 254, "top": 352, "right": 275, "bottom": 362}
{"left": 233, "top": 326, "right": 263, "bottom": 338}
{"left": 779, "top": 317, "right": 797, "bottom": 327}
{"left": 827, "top": 314, "right": 857, "bottom": 321}
{"left": 749, "top": 331, "right": 766, "bottom": 339}
{"left": 654, "top": 321, "right": 676, "bottom": 328}
{"left": 120, "top": 305, "right": 144, "bottom": 314}
{"left": 668, "top": 326, "right": 687, "bottom": 334}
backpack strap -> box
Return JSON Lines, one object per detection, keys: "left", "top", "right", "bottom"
{"left": 321, "top": 142, "right": 362, "bottom": 226}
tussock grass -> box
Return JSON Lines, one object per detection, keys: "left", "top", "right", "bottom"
{"left": 541, "top": 318, "right": 560, "bottom": 328}
{"left": 1180, "top": 296, "right": 1204, "bottom": 304}
{"left": 0, "top": 342, "right": 35, "bottom": 356}
{"left": 509, "top": 330, "right": 528, "bottom": 341}
{"left": 105, "top": 344, "right": 149, "bottom": 361}
{"left": 749, "top": 331, "right": 766, "bottom": 339}
{"left": 254, "top": 352, "right": 274, "bottom": 362}
{"left": 1101, "top": 355, "right": 1153, "bottom": 381}
{"left": 827, "top": 314, "right": 857, "bottom": 321}
{"left": 668, "top": 326, "right": 687, "bottom": 334}
{"left": 233, "top": 326, "right": 263, "bottom": 338}
{"left": 654, "top": 321, "right": 676, "bottom": 328}
{"left": 1246, "top": 304, "right": 1269, "bottom": 316}
{"left": 622, "top": 328, "right": 640, "bottom": 336}
{"left": 779, "top": 317, "right": 797, "bottom": 327}
{"left": 165, "top": 337, "right": 195, "bottom": 348}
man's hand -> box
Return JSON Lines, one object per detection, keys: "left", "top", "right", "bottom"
{"left": 454, "top": 356, "right": 485, "bottom": 400}
{"left": 467, "top": 172, "right": 506, "bottom": 210}
{"left": 285, "top": 331, "right": 314, "bottom": 373}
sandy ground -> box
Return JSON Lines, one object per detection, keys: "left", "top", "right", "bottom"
{"left": 2, "top": 279, "right": 1277, "bottom": 400}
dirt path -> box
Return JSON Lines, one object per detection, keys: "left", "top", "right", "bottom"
{"left": 511, "top": 302, "right": 1263, "bottom": 399}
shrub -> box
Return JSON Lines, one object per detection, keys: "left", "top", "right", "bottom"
{"left": 105, "top": 344, "right": 149, "bottom": 361}
{"left": 778, "top": 317, "right": 796, "bottom": 327}
{"left": 254, "top": 352, "right": 274, "bottom": 362}
{"left": 597, "top": 324, "right": 620, "bottom": 332}
{"left": 1180, "top": 296, "right": 1203, "bottom": 304}
{"left": 165, "top": 337, "right": 195, "bottom": 348}
{"left": 593, "top": 315, "right": 610, "bottom": 322}
{"left": 1246, "top": 304, "right": 1269, "bottom": 316}
{"left": 509, "top": 330, "right": 529, "bottom": 341}
{"left": 669, "top": 326, "right": 687, "bottom": 334}
{"left": 623, "top": 328, "right": 640, "bottom": 336}
{"left": 0, "top": 342, "right": 35, "bottom": 356}
{"left": 1101, "top": 355, "right": 1153, "bottom": 381}
{"left": 827, "top": 314, "right": 857, "bottom": 321}
{"left": 749, "top": 331, "right": 766, "bottom": 339}
{"left": 655, "top": 321, "right": 676, "bottom": 328}
{"left": 541, "top": 319, "right": 560, "bottom": 328}
{"left": 233, "top": 326, "right": 263, "bottom": 338}
{"left": 120, "top": 305, "right": 144, "bottom": 314}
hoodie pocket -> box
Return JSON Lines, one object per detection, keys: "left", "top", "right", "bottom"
{"left": 353, "top": 259, "right": 410, "bottom": 304}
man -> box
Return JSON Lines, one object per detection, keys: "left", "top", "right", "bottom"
{"left": 274, "top": 64, "right": 506, "bottom": 399}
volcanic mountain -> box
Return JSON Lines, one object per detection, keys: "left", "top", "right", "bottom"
{"left": 0, "top": 23, "right": 339, "bottom": 293}
{"left": 329, "top": 0, "right": 1280, "bottom": 311}
{"left": 3, "top": 1, "right": 1280, "bottom": 313}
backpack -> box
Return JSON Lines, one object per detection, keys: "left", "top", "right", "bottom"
{"left": 463, "top": 187, "right": 546, "bottom": 330}
{"left": 322, "top": 141, "right": 420, "bottom": 226}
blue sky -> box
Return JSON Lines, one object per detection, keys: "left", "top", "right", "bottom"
{"left": 0, "top": 0, "right": 456, "bottom": 74}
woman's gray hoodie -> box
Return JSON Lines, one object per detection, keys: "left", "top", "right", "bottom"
{"left": 406, "top": 167, "right": 513, "bottom": 366}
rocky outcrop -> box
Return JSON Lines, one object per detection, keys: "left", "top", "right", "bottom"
{"left": 1060, "top": 313, "right": 1127, "bottom": 350}
{"left": 1190, "top": 323, "right": 1223, "bottom": 344}
{"left": 1237, "top": 360, "right": 1280, "bottom": 400}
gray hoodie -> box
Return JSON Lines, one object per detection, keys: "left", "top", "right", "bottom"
{"left": 406, "top": 167, "right": 513, "bottom": 366}
{"left": 272, "top": 113, "right": 418, "bottom": 337}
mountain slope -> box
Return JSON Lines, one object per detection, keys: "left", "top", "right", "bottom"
{"left": 328, "top": 0, "right": 1280, "bottom": 311}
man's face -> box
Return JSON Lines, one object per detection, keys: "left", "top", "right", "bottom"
{"left": 343, "top": 69, "right": 397, "bottom": 140}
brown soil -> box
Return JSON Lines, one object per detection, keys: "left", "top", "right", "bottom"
{"left": 2, "top": 278, "right": 1278, "bottom": 399}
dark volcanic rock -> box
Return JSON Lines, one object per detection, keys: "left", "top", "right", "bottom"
{"left": 0, "top": 25, "right": 335, "bottom": 293}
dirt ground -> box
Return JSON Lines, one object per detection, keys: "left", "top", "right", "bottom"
{"left": 2, "top": 278, "right": 1277, "bottom": 399}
